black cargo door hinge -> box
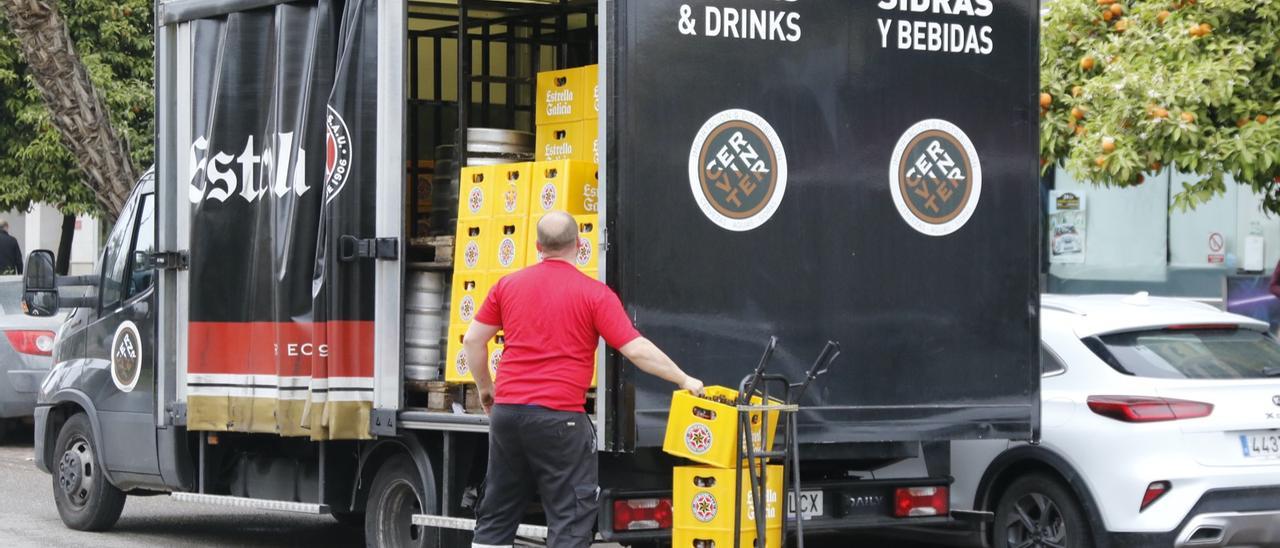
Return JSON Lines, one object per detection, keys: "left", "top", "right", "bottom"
{"left": 148, "top": 250, "right": 189, "bottom": 271}
{"left": 338, "top": 235, "right": 399, "bottom": 262}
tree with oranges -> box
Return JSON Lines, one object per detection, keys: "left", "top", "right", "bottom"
{"left": 1040, "top": 0, "right": 1280, "bottom": 212}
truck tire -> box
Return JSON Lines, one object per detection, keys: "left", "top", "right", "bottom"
{"left": 366, "top": 454, "right": 435, "bottom": 548}
{"left": 52, "top": 413, "right": 126, "bottom": 531}
{"left": 993, "top": 473, "right": 1091, "bottom": 548}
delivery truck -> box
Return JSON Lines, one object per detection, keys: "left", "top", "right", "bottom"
{"left": 21, "top": 0, "right": 1041, "bottom": 545}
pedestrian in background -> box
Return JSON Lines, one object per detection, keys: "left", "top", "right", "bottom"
{"left": 0, "top": 221, "right": 22, "bottom": 275}
{"left": 463, "top": 210, "right": 705, "bottom": 548}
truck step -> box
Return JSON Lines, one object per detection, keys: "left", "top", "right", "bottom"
{"left": 411, "top": 514, "right": 548, "bottom": 540}
{"left": 171, "top": 492, "right": 330, "bottom": 515}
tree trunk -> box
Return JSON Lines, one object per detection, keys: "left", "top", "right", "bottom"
{"left": 54, "top": 213, "right": 74, "bottom": 275}
{"left": 0, "top": 0, "right": 137, "bottom": 217}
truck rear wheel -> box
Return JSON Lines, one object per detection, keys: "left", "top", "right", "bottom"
{"left": 52, "top": 413, "right": 126, "bottom": 531}
{"left": 366, "top": 454, "right": 435, "bottom": 548}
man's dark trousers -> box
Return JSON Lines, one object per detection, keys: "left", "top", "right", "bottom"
{"left": 473, "top": 404, "right": 598, "bottom": 547}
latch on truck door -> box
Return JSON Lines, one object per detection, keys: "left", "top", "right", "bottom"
{"left": 146, "top": 250, "right": 190, "bottom": 270}
{"left": 338, "top": 235, "right": 399, "bottom": 262}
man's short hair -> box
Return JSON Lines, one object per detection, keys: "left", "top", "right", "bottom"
{"left": 0, "top": 221, "right": 8, "bottom": 230}
{"left": 536, "top": 211, "right": 579, "bottom": 253}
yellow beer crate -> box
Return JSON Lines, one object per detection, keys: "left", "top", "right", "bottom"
{"left": 530, "top": 160, "right": 599, "bottom": 216}
{"left": 524, "top": 213, "right": 599, "bottom": 271}
{"left": 584, "top": 64, "right": 600, "bottom": 119}
{"left": 448, "top": 273, "right": 489, "bottom": 326}
{"left": 488, "top": 333, "right": 505, "bottom": 380}
{"left": 492, "top": 163, "right": 533, "bottom": 217}
{"left": 663, "top": 386, "right": 780, "bottom": 469}
{"left": 581, "top": 118, "right": 599, "bottom": 165}
{"left": 452, "top": 219, "right": 491, "bottom": 274}
{"left": 458, "top": 165, "right": 495, "bottom": 220}
{"left": 672, "top": 464, "right": 782, "bottom": 548}
{"left": 489, "top": 217, "right": 529, "bottom": 272}
{"left": 444, "top": 326, "right": 472, "bottom": 382}
{"left": 536, "top": 66, "right": 592, "bottom": 125}
{"left": 536, "top": 122, "right": 578, "bottom": 162}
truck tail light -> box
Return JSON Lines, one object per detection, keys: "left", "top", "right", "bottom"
{"left": 612, "top": 497, "right": 672, "bottom": 531}
{"left": 5, "top": 330, "right": 55, "bottom": 356}
{"left": 1087, "top": 396, "right": 1213, "bottom": 423}
{"left": 894, "top": 486, "right": 948, "bottom": 517}
{"left": 1141, "top": 481, "right": 1170, "bottom": 511}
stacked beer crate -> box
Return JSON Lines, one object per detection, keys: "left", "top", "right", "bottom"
{"left": 444, "top": 64, "right": 602, "bottom": 388}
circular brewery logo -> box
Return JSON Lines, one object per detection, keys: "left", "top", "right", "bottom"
{"left": 455, "top": 349, "right": 469, "bottom": 377}
{"left": 497, "top": 237, "right": 517, "bottom": 268}
{"left": 684, "top": 423, "right": 713, "bottom": 455}
{"left": 691, "top": 492, "right": 718, "bottom": 523}
{"left": 463, "top": 241, "right": 481, "bottom": 269}
{"left": 111, "top": 321, "right": 142, "bottom": 393}
{"left": 540, "top": 183, "right": 558, "bottom": 211}
{"left": 459, "top": 295, "right": 476, "bottom": 323}
{"left": 468, "top": 186, "right": 485, "bottom": 215}
{"left": 324, "top": 106, "right": 353, "bottom": 204}
{"left": 575, "top": 237, "right": 592, "bottom": 267}
{"left": 688, "top": 109, "right": 788, "bottom": 232}
{"left": 489, "top": 348, "right": 502, "bottom": 375}
{"left": 503, "top": 186, "right": 519, "bottom": 214}
{"left": 888, "top": 119, "right": 982, "bottom": 237}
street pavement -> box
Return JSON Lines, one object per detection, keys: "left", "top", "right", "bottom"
{"left": 0, "top": 433, "right": 951, "bottom": 547}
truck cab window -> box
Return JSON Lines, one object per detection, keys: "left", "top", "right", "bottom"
{"left": 128, "top": 194, "right": 156, "bottom": 298}
{"left": 98, "top": 193, "right": 146, "bottom": 310}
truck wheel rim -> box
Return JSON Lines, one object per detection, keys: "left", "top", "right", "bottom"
{"left": 380, "top": 478, "right": 423, "bottom": 547}
{"left": 57, "top": 436, "right": 95, "bottom": 509}
{"left": 1004, "top": 492, "right": 1066, "bottom": 548}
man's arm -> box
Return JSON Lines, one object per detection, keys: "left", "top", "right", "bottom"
{"left": 618, "top": 337, "right": 704, "bottom": 395}
{"left": 462, "top": 321, "right": 501, "bottom": 414}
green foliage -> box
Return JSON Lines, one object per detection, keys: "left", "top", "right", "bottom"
{"left": 0, "top": 0, "right": 152, "bottom": 216}
{"left": 1041, "top": 0, "right": 1280, "bottom": 212}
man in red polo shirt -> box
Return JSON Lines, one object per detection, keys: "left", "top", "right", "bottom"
{"left": 463, "top": 210, "right": 704, "bottom": 548}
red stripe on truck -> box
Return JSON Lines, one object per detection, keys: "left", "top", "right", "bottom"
{"left": 188, "top": 321, "right": 375, "bottom": 378}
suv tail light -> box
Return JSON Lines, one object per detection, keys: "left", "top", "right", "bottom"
{"left": 894, "top": 486, "right": 948, "bottom": 517}
{"left": 612, "top": 498, "right": 672, "bottom": 531}
{"left": 1087, "top": 396, "right": 1213, "bottom": 423}
{"left": 5, "top": 330, "right": 55, "bottom": 356}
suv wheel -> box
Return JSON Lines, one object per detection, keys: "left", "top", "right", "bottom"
{"left": 993, "top": 473, "right": 1091, "bottom": 548}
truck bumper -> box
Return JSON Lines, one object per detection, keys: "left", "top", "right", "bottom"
{"left": 32, "top": 405, "right": 49, "bottom": 474}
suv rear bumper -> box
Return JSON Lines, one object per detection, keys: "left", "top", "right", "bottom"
{"left": 1111, "top": 486, "right": 1280, "bottom": 548}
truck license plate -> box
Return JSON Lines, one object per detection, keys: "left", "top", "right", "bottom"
{"left": 1240, "top": 432, "right": 1280, "bottom": 459}
{"left": 786, "top": 490, "right": 823, "bottom": 520}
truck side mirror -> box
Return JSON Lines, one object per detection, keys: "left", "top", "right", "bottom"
{"left": 22, "top": 250, "right": 59, "bottom": 316}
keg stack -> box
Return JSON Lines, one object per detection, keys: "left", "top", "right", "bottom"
{"left": 409, "top": 128, "right": 533, "bottom": 384}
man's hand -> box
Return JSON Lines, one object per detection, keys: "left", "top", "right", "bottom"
{"left": 478, "top": 384, "right": 495, "bottom": 415}
{"left": 680, "top": 375, "right": 705, "bottom": 397}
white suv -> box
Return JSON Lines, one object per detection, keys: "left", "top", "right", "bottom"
{"left": 883, "top": 293, "right": 1280, "bottom": 547}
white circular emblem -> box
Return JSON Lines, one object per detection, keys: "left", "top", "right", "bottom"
{"left": 464, "top": 241, "right": 480, "bottom": 269}
{"left": 687, "top": 109, "right": 788, "bottom": 232}
{"left": 575, "top": 237, "right": 592, "bottom": 267}
{"left": 459, "top": 295, "right": 476, "bottom": 322}
{"left": 888, "top": 119, "right": 982, "bottom": 237}
{"left": 684, "top": 423, "right": 714, "bottom": 455}
{"left": 468, "top": 186, "right": 485, "bottom": 214}
{"left": 691, "top": 491, "right": 718, "bottom": 523}
{"left": 540, "top": 183, "right": 557, "bottom": 211}
{"left": 455, "top": 349, "right": 469, "bottom": 376}
{"left": 498, "top": 237, "right": 516, "bottom": 268}
{"left": 111, "top": 321, "right": 143, "bottom": 393}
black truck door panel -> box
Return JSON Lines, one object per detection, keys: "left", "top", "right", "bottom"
{"left": 85, "top": 191, "right": 160, "bottom": 476}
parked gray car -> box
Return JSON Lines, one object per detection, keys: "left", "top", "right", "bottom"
{"left": 0, "top": 275, "right": 61, "bottom": 439}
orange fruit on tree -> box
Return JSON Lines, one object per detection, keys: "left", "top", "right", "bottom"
{"left": 1040, "top": 93, "right": 1052, "bottom": 109}
{"left": 1150, "top": 161, "right": 1162, "bottom": 172}
{"left": 1181, "top": 112, "right": 1196, "bottom": 123}
{"left": 1114, "top": 18, "right": 1129, "bottom": 32}
{"left": 1072, "top": 85, "right": 1084, "bottom": 97}
{"left": 1101, "top": 136, "right": 1116, "bottom": 153}
{"left": 1237, "top": 117, "right": 1249, "bottom": 128}
{"left": 1152, "top": 107, "right": 1169, "bottom": 119}
{"left": 1200, "top": 23, "right": 1212, "bottom": 35}
{"left": 1075, "top": 125, "right": 1088, "bottom": 136}
{"left": 1071, "top": 106, "right": 1087, "bottom": 120}
{"left": 1157, "top": 10, "right": 1170, "bottom": 25}
{"left": 1109, "top": 4, "right": 1123, "bottom": 16}
{"left": 1068, "top": 119, "right": 1078, "bottom": 131}
{"left": 1095, "top": 155, "right": 1107, "bottom": 168}
{"left": 1259, "top": 114, "right": 1271, "bottom": 124}
{"left": 1102, "top": 10, "right": 1115, "bottom": 22}
{"left": 1081, "top": 55, "right": 1096, "bottom": 71}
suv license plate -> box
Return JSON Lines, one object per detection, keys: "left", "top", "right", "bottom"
{"left": 1240, "top": 432, "right": 1280, "bottom": 459}
{"left": 786, "top": 490, "right": 823, "bottom": 520}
